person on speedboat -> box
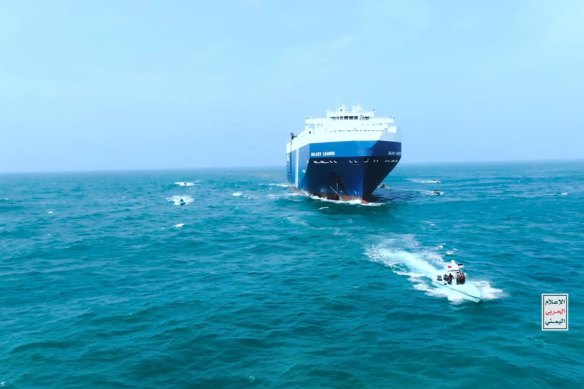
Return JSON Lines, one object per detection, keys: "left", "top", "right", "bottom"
{"left": 456, "top": 271, "right": 466, "bottom": 285}
{"left": 443, "top": 272, "right": 453, "bottom": 284}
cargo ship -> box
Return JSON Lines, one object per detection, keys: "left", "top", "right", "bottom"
{"left": 286, "top": 104, "right": 401, "bottom": 201}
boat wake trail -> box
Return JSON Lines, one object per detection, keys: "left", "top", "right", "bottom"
{"left": 174, "top": 181, "right": 198, "bottom": 187}
{"left": 365, "top": 236, "right": 503, "bottom": 303}
{"left": 166, "top": 195, "right": 194, "bottom": 206}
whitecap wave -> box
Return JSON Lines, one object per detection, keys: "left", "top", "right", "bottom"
{"left": 265, "top": 183, "right": 288, "bottom": 188}
{"left": 166, "top": 195, "right": 194, "bottom": 206}
{"left": 175, "top": 223, "right": 185, "bottom": 228}
{"left": 410, "top": 178, "right": 441, "bottom": 184}
{"left": 266, "top": 192, "right": 304, "bottom": 201}
{"left": 232, "top": 191, "right": 258, "bottom": 200}
{"left": 422, "top": 190, "right": 444, "bottom": 196}
{"left": 365, "top": 236, "right": 502, "bottom": 303}
{"left": 286, "top": 215, "right": 310, "bottom": 227}
{"left": 175, "top": 181, "right": 197, "bottom": 187}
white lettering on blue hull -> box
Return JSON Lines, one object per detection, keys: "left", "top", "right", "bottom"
{"left": 310, "top": 151, "right": 336, "bottom": 157}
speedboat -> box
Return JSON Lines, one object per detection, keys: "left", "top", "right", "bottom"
{"left": 433, "top": 260, "right": 482, "bottom": 302}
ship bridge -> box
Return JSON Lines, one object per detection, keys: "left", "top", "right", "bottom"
{"left": 326, "top": 104, "right": 375, "bottom": 120}
{"left": 302, "top": 104, "right": 396, "bottom": 134}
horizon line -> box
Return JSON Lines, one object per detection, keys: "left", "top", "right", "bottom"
{"left": 0, "top": 158, "right": 582, "bottom": 175}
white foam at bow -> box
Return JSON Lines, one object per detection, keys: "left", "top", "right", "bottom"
{"left": 175, "top": 181, "right": 197, "bottom": 187}
{"left": 166, "top": 195, "right": 194, "bottom": 206}
{"left": 306, "top": 194, "right": 384, "bottom": 207}
{"left": 474, "top": 280, "right": 504, "bottom": 300}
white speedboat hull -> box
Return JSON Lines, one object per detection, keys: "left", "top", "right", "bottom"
{"left": 432, "top": 280, "right": 482, "bottom": 302}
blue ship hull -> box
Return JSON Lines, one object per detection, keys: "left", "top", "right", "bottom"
{"left": 286, "top": 140, "right": 401, "bottom": 200}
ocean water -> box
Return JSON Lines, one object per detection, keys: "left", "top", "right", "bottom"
{"left": 1, "top": 161, "right": 583, "bottom": 388}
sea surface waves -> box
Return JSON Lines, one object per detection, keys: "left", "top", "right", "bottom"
{"left": 1, "top": 162, "right": 583, "bottom": 387}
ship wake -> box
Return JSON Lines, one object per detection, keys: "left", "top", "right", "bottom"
{"left": 365, "top": 235, "right": 503, "bottom": 303}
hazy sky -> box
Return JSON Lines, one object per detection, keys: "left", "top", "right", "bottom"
{"left": 1, "top": 0, "right": 583, "bottom": 172}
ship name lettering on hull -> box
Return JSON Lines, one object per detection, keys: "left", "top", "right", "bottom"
{"left": 311, "top": 151, "right": 336, "bottom": 157}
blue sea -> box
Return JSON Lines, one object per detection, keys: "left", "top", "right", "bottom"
{"left": 1, "top": 161, "right": 583, "bottom": 388}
